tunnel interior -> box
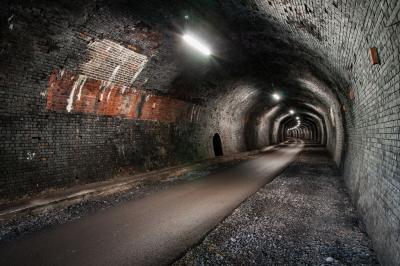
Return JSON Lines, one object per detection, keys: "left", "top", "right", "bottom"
{"left": 0, "top": 0, "right": 399, "bottom": 264}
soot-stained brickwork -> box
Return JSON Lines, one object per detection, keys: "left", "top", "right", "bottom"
{"left": 0, "top": 0, "right": 209, "bottom": 199}
{"left": 1, "top": 0, "right": 399, "bottom": 263}
{"left": 1, "top": 113, "right": 203, "bottom": 197}
{"left": 218, "top": 1, "right": 400, "bottom": 263}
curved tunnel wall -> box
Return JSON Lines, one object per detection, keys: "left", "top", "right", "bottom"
{"left": 281, "top": 117, "right": 321, "bottom": 142}
{"left": 228, "top": 1, "right": 400, "bottom": 263}
{"left": 0, "top": 0, "right": 345, "bottom": 197}
{"left": 272, "top": 110, "right": 327, "bottom": 146}
{"left": 0, "top": 0, "right": 399, "bottom": 264}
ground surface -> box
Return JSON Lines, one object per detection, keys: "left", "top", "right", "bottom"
{"left": 0, "top": 141, "right": 304, "bottom": 266}
{"left": 175, "top": 145, "right": 379, "bottom": 265}
{"left": 0, "top": 153, "right": 252, "bottom": 242}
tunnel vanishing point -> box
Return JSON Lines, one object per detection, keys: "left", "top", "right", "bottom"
{"left": 0, "top": 0, "right": 399, "bottom": 265}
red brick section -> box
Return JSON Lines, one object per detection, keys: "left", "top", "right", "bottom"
{"left": 46, "top": 69, "right": 198, "bottom": 123}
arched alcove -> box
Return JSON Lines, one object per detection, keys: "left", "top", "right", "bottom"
{"left": 213, "top": 133, "right": 223, "bottom": 157}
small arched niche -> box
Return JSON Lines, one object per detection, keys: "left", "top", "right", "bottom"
{"left": 213, "top": 133, "right": 223, "bottom": 157}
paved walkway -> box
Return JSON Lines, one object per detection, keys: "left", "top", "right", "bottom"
{"left": 0, "top": 141, "right": 303, "bottom": 266}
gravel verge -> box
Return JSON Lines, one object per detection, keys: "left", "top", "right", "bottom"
{"left": 175, "top": 147, "right": 379, "bottom": 265}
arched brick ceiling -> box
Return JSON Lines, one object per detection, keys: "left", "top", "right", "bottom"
{"left": 1, "top": 0, "right": 398, "bottom": 262}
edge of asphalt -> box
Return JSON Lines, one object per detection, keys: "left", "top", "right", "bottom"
{"left": 0, "top": 141, "right": 294, "bottom": 221}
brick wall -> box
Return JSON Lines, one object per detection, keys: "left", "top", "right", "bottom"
{"left": 1, "top": 0, "right": 399, "bottom": 263}
{"left": 0, "top": 0, "right": 253, "bottom": 200}
{"left": 1, "top": 112, "right": 203, "bottom": 196}
{"left": 0, "top": 1, "right": 209, "bottom": 199}
{"left": 234, "top": 0, "right": 400, "bottom": 263}
{"left": 46, "top": 69, "right": 197, "bottom": 123}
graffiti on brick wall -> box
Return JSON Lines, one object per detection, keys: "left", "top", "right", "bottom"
{"left": 46, "top": 69, "right": 201, "bottom": 123}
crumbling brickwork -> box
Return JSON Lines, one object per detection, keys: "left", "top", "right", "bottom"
{"left": 46, "top": 69, "right": 198, "bottom": 123}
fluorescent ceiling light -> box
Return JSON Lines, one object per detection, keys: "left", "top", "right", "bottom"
{"left": 183, "top": 34, "right": 212, "bottom": 56}
{"left": 272, "top": 93, "right": 281, "bottom": 101}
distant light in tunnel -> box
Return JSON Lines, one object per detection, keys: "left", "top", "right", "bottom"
{"left": 272, "top": 93, "right": 281, "bottom": 101}
{"left": 289, "top": 110, "right": 295, "bottom": 115}
{"left": 287, "top": 118, "right": 302, "bottom": 131}
{"left": 182, "top": 34, "right": 212, "bottom": 56}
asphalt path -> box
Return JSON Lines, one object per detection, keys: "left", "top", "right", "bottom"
{"left": 0, "top": 140, "right": 303, "bottom": 266}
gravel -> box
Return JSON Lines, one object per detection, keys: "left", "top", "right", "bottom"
{"left": 175, "top": 146, "right": 379, "bottom": 265}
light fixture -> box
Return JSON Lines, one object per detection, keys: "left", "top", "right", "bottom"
{"left": 296, "top": 116, "right": 300, "bottom": 120}
{"left": 289, "top": 109, "right": 295, "bottom": 115}
{"left": 182, "top": 34, "right": 212, "bottom": 56}
{"left": 272, "top": 93, "right": 281, "bottom": 101}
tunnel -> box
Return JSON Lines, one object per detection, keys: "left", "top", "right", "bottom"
{"left": 0, "top": 0, "right": 399, "bottom": 265}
